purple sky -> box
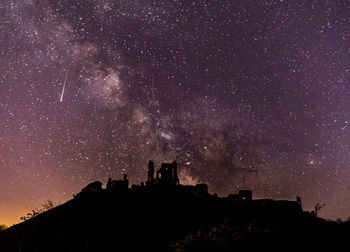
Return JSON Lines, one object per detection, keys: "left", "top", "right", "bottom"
{"left": 1, "top": 0, "right": 350, "bottom": 225}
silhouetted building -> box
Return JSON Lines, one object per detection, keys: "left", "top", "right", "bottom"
{"left": 147, "top": 160, "right": 154, "bottom": 185}
{"left": 239, "top": 190, "right": 252, "bottom": 200}
{"left": 297, "top": 196, "right": 301, "bottom": 206}
{"left": 190, "top": 184, "right": 209, "bottom": 197}
{"left": 228, "top": 190, "right": 253, "bottom": 201}
{"left": 256, "top": 199, "right": 303, "bottom": 213}
{"left": 106, "top": 174, "right": 129, "bottom": 192}
{"left": 153, "top": 161, "right": 179, "bottom": 185}
{"left": 195, "top": 184, "right": 208, "bottom": 193}
{"left": 78, "top": 160, "right": 303, "bottom": 219}
{"left": 107, "top": 177, "right": 112, "bottom": 189}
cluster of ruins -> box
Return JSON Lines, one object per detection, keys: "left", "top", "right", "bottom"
{"left": 80, "top": 160, "right": 182, "bottom": 193}
{"left": 79, "top": 160, "right": 302, "bottom": 213}
{"left": 80, "top": 160, "right": 210, "bottom": 197}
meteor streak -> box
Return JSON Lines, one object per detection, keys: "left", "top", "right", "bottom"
{"left": 60, "top": 73, "right": 67, "bottom": 102}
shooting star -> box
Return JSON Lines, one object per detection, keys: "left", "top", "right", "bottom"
{"left": 60, "top": 73, "right": 68, "bottom": 102}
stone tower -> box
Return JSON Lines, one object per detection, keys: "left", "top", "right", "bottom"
{"left": 170, "top": 161, "right": 179, "bottom": 185}
{"left": 147, "top": 160, "right": 154, "bottom": 185}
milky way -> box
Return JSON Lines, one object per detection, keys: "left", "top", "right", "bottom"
{"left": 1, "top": 0, "right": 350, "bottom": 225}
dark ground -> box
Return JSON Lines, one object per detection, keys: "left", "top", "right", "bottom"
{"left": 0, "top": 185, "right": 349, "bottom": 252}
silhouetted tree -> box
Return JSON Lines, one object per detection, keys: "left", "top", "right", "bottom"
{"left": 314, "top": 203, "right": 326, "bottom": 217}
{"left": 20, "top": 200, "right": 56, "bottom": 222}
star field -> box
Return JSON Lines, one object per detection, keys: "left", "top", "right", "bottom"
{"left": 1, "top": 0, "right": 350, "bottom": 225}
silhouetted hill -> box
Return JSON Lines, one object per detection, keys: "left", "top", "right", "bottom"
{"left": 1, "top": 161, "right": 350, "bottom": 251}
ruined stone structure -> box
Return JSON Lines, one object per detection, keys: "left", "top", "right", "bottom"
{"left": 148, "top": 160, "right": 179, "bottom": 186}
{"left": 238, "top": 190, "right": 253, "bottom": 200}
{"left": 228, "top": 190, "right": 253, "bottom": 201}
{"left": 146, "top": 160, "right": 154, "bottom": 185}
{"left": 77, "top": 160, "right": 302, "bottom": 216}
{"left": 106, "top": 174, "right": 129, "bottom": 191}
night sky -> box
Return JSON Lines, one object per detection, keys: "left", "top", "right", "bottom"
{"left": 1, "top": 0, "right": 350, "bottom": 225}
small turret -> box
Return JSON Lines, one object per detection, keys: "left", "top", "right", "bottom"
{"left": 147, "top": 160, "right": 154, "bottom": 185}
{"left": 106, "top": 177, "right": 112, "bottom": 190}
{"left": 170, "top": 161, "right": 179, "bottom": 185}
{"left": 123, "top": 174, "right": 129, "bottom": 188}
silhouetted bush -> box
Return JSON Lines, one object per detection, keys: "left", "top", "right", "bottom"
{"left": 41, "top": 199, "right": 54, "bottom": 211}
{"left": 0, "top": 225, "right": 8, "bottom": 231}
{"left": 172, "top": 218, "right": 275, "bottom": 251}
{"left": 20, "top": 209, "right": 42, "bottom": 221}
{"left": 20, "top": 200, "right": 56, "bottom": 222}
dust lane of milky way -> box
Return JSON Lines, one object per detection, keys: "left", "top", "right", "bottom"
{"left": 1, "top": 0, "right": 350, "bottom": 225}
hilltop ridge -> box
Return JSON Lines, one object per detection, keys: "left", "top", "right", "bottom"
{"left": 0, "top": 161, "right": 349, "bottom": 252}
